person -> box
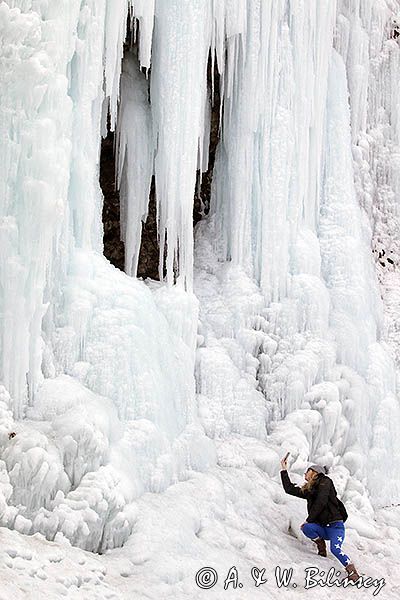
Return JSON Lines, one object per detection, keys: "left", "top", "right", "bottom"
{"left": 280, "top": 454, "right": 360, "bottom": 582}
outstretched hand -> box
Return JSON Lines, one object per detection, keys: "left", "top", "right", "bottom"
{"left": 280, "top": 456, "right": 289, "bottom": 470}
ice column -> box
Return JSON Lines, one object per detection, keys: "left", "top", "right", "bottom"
{"left": 150, "top": 0, "right": 212, "bottom": 290}
{"left": 0, "top": 1, "right": 82, "bottom": 416}
{"left": 211, "top": 1, "right": 337, "bottom": 302}
{"left": 116, "top": 50, "right": 153, "bottom": 276}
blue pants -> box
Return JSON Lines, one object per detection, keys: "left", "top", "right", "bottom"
{"left": 302, "top": 521, "right": 351, "bottom": 567}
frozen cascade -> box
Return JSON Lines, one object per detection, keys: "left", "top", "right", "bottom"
{"left": 0, "top": 0, "right": 157, "bottom": 416}
{"left": 196, "top": 0, "right": 400, "bottom": 512}
{"left": 0, "top": 0, "right": 215, "bottom": 551}
{"left": 211, "top": 1, "right": 337, "bottom": 298}
{"left": 0, "top": 0, "right": 399, "bottom": 587}
{"left": 335, "top": 0, "right": 400, "bottom": 371}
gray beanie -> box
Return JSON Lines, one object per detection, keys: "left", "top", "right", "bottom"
{"left": 308, "top": 464, "right": 327, "bottom": 474}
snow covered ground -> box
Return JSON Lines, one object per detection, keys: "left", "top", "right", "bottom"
{"left": 0, "top": 450, "right": 398, "bottom": 599}
{"left": 1, "top": 0, "right": 400, "bottom": 598}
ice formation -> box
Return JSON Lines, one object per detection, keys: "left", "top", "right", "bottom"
{"left": 199, "top": 0, "right": 400, "bottom": 507}
{"left": 0, "top": 0, "right": 400, "bottom": 596}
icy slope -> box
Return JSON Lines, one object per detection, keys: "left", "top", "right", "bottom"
{"left": 0, "top": 252, "right": 215, "bottom": 551}
{"left": 0, "top": 457, "right": 398, "bottom": 599}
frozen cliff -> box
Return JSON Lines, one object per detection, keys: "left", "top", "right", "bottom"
{"left": 0, "top": 0, "right": 400, "bottom": 598}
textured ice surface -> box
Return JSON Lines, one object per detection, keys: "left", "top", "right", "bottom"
{"left": 202, "top": 0, "right": 400, "bottom": 507}
{"left": 0, "top": 252, "right": 215, "bottom": 551}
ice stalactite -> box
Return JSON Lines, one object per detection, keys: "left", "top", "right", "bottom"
{"left": 104, "top": 0, "right": 154, "bottom": 130}
{"left": 116, "top": 50, "right": 153, "bottom": 277}
{"left": 115, "top": 0, "right": 219, "bottom": 287}
{"left": 149, "top": 0, "right": 212, "bottom": 290}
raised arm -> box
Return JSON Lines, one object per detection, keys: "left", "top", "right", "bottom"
{"left": 280, "top": 469, "right": 307, "bottom": 498}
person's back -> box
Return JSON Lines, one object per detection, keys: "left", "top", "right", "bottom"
{"left": 281, "top": 466, "right": 343, "bottom": 523}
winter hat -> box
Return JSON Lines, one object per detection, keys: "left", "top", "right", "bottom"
{"left": 308, "top": 464, "right": 327, "bottom": 474}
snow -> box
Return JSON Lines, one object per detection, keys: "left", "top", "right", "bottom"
{"left": 0, "top": 469, "right": 397, "bottom": 599}
{"left": 0, "top": 0, "right": 400, "bottom": 598}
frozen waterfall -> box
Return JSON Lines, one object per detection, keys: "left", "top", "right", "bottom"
{"left": 0, "top": 1, "right": 400, "bottom": 595}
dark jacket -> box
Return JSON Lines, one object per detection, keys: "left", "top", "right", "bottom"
{"left": 280, "top": 469, "right": 343, "bottom": 525}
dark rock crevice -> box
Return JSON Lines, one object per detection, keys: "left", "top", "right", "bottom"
{"left": 100, "top": 126, "right": 125, "bottom": 272}
{"left": 194, "top": 52, "right": 222, "bottom": 227}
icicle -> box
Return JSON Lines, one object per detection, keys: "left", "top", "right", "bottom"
{"left": 150, "top": 0, "right": 212, "bottom": 290}
{"left": 131, "top": 0, "right": 155, "bottom": 69}
{"left": 104, "top": 1, "right": 155, "bottom": 131}
{"left": 116, "top": 49, "right": 153, "bottom": 277}
{"left": 104, "top": 0, "right": 129, "bottom": 131}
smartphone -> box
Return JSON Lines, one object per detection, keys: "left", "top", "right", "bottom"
{"left": 283, "top": 451, "right": 290, "bottom": 461}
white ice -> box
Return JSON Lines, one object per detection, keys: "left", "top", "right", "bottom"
{"left": 0, "top": 0, "right": 400, "bottom": 598}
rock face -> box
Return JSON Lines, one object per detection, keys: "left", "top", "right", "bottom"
{"left": 194, "top": 57, "right": 221, "bottom": 227}
{"left": 101, "top": 130, "right": 125, "bottom": 272}
{"left": 100, "top": 133, "right": 161, "bottom": 280}
{"left": 136, "top": 180, "right": 162, "bottom": 281}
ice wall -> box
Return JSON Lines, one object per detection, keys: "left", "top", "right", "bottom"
{"left": 0, "top": 1, "right": 79, "bottom": 419}
{"left": 212, "top": 1, "right": 337, "bottom": 299}
{"left": 0, "top": 0, "right": 157, "bottom": 416}
{"left": 0, "top": 0, "right": 400, "bottom": 553}
{"left": 196, "top": 0, "right": 400, "bottom": 508}
{"left": 335, "top": 0, "right": 400, "bottom": 365}
{"left": 0, "top": 0, "right": 214, "bottom": 551}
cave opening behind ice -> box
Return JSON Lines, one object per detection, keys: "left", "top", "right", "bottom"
{"left": 100, "top": 19, "right": 221, "bottom": 282}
